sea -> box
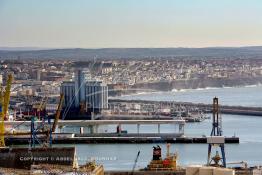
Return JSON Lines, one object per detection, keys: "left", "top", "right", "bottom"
{"left": 51, "top": 85, "right": 262, "bottom": 170}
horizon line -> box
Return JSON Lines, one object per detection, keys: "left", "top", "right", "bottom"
{"left": 0, "top": 45, "right": 262, "bottom": 51}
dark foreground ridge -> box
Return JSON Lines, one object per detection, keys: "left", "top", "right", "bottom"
{"left": 0, "top": 147, "right": 76, "bottom": 169}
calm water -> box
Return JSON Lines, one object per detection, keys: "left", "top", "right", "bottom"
{"left": 115, "top": 85, "right": 262, "bottom": 107}
{"left": 50, "top": 86, "right": 262, "bottom": 170}
{"left": 70, "top": 115, "right": 262, "bottom": 170}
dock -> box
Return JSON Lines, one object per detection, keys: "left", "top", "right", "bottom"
{"left": 4, "top": 119, "right": 239, "bottom": 144}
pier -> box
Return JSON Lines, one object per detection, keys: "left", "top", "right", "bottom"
{"left": 4, "top": 119, "right": 186, "bottom": 135}
{"left": 4, "top": 120, "right": 239, "bottom": 144}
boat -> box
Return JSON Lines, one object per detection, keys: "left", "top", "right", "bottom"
{"left": 142, "top": 144, "right": 180, "bottom": 172}
{"left": 141, "top": 145, "right": 258, "bottom": 175}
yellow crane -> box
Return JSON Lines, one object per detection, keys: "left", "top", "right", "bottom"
{"left": 0, "top": 87, "right": 5, "bottom": 147}
{"left": 52, "top": 94, "right": 64, "bottom": 132}
{"left": 36, "top": 95, "right": 48, "bottom": 118}
{"left": 0, "top": 74, "right": 13, "bottom": 147}
{"left": 5, "top": 94, "right": 64, "bottom": 148}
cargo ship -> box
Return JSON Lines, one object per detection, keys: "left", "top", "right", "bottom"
{"left": 143, "top": 144, "right": 179, "bottom": 171}
{"left": 139, "top": 144, "right": 261, "bottom": 175}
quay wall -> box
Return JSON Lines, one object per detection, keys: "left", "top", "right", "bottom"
{"left": 5, "top": 135, "right": 239, "bottom": 145}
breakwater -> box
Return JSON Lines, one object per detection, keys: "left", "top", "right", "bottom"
{"left": 109, "top": 99, "right": 262, "bottom": 116}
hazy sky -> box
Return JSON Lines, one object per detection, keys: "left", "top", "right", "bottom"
{"left": 0, "top": 0, "right": 262, "bottom": 48}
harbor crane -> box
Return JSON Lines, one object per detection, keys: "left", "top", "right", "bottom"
{"left": 207, "top": 97, "right": 226, "bottom": 167}
{"left": 0, "top": 74, "right": 13, "bottom": 147}
{"left": 2, "top": 93, "right": 64, "bottom": 148}
{"left": 30, "top": 93, "right": 64, "bottom": 148}
{"left": 52, "top": 94, "right": 64, "bottom": 132}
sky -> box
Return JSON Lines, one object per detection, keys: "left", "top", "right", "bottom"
{"left": 0, "top": 0, "right": 262, "bottom": 48}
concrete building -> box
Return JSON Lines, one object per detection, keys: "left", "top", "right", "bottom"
{"left": 85, "top": 81, "right": 108, "bottom": 112}
{"left": 61, "top": 81, "right": 75, "bottom": 108}
{"left": 61, "top": 69, "right": 108, "bottom": 115}
{"left": 74, "top": 69, "right": 86, "bottom": 108}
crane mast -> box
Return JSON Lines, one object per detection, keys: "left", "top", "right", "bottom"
{"left": 0, "top": 74, "right": 13, "bottom": 147}
{"left": 0, "top": 87, "right": 4, "bottom": 147}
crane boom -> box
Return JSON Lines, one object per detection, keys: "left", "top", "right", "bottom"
{"left": 52, "top": 94, "right": 64, "bottom": 132}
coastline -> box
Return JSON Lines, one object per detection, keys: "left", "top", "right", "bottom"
{"left": 110, "top": 82, "right": 262, "bottom": 98}
{"left": 131, "top": 77, "right": 262, "bottom": 91}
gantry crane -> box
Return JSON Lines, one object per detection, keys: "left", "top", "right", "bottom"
{"left": 207, "top": 97, "right": 226, "bottom": 167}
{"left": 3, "top": 93, "right": 64, "bottom": 148}
{"left": 0, "top": 74, "right": 13, "bottom": 147}
{"left": 31, "top": 94, "right": 64, "bottom": 148}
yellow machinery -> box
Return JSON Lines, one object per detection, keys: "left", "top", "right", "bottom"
{"left": 28, "top": 93, "right": 64, "bottom": 147}
{"left": 52, "top": 94, "right": 64, "bottom": 132}
{"left": 0, "top": 87, "right": 4, "bottom": 147}
{"left": 0, "top": 75, "right": 62, "bottom": 148}
{"left": 0, "top": 74, "right": 13, "bottom": 147}
{"left": 36, "top": 96, "right": 48, "bottom": 115}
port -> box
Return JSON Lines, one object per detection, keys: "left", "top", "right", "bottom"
{"left": 0, "top": 1, "right": 261, "bottom": 174}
